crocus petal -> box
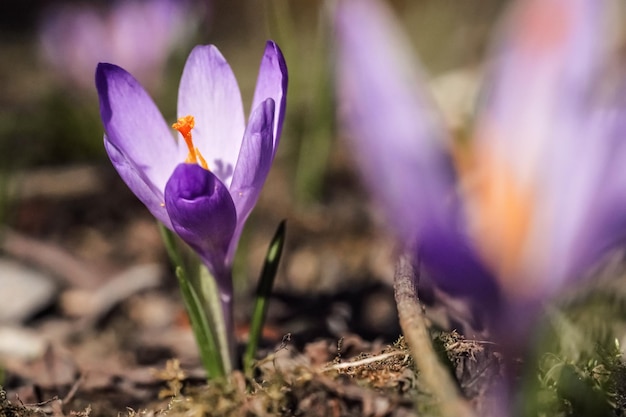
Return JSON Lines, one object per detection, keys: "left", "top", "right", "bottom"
{"left": 164, "top": 163, "right": 237, "bottom": 284}
{"left": 250, "top": 41, "right": 288, "bottom": 151}
{"left": 468, "top": 0, "right": 612, "bottom": 296}
{"left": 110, "top": 0, "right": 189, "bottom": 85}
{"left": 177, "top": 45, "right": 246, "bottom": 187}
{"left": 105, "top": 137, "right": 172, "bottom": 229}
{"left": 96, "top": 63, "right": 179, "bottom": 223}
{"left": 557, "top": 81, "right": 626, "bottom": 285}
{"left": 535, "top": 7, "right": 624, "bottom": 292}
{"left": 43, "top": 0, "right": 192, "bottom": 91}
{"left": 41, "top": 7, "right": 109, "bottom": 90}
{"left": 227, "top": 98, "right": 276, "bottom": 261}
{"left": 336, "top": 0, "right": 496, "bottom": 301}
{"left": 336, "top": 0, "right": 455, "bottom": 246}
{"left": 419, "top": 221, "right": 501, "bottom": 308}
{"left": 475, "top": 0, "right": 605, "bottom": 178}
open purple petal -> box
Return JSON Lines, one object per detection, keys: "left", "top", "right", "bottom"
{"left": 109, "top": 0, "right": 191, "bottom": 84}
{"left": 548, "top": 79, "right": 626, "bottom": 289}
{"left": 96, "top": 63, "right": 178, "bottom": 193}
{"left": 535, "top": 1, "right": 620, "bottom": 291}
{"left": 41, "top": 6, "right": 109, "bottom": 90}
{"left": 227, "top": 98, "right": 275, "bottom": 261}
{"left": 475, "top": 0, "right": 605, "bottom": 177}
{"left": 336, "top": 0, "right": 457, "bottom": 248}
{"left": 164, "top": 163, "right": 237, "bottom": 283}
{"left": 105, "top": 137, "right": 172, "bottom": 229}
{"left": 470, "top": 0, "right": 614, "bottom": 296}
{"left": 335, "top": 0, "right": 498, "bottom": 303}
{"left": 177, "top": 45, "right": 246, "bottom": 187}
{"left": 419, "top": 221, "right": 500, "bottom": 309}
{"left": 250, "top": 41, "right": 288, "bottom": 152}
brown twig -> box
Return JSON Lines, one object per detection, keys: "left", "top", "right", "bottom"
{"left": 61, "top": 374, "right": 85, "bottom": 406}
{"left": 394, "top": 253, "right": 476, "bottom": 417}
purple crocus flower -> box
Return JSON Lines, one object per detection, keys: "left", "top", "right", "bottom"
{"left": 96, "top": 42, "right": 287, "bottom": 338}
{"left": 41, "top": 0, "right": 195, "bottom": 91}
{"left": 336, "top": 0, "right": 626, "bottom": 324}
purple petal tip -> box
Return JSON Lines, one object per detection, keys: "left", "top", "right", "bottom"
{"left": 164, "top": 164, "right": 237, "bottom": 265}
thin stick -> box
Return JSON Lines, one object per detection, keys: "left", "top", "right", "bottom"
{"left": 394, "top": 253, "right": 476, "bottom": 417}
{"left": 322, "top": 350, "right": 409, "bottom": 372}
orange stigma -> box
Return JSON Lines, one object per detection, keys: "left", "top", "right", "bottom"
{"left": 172, "top": 115, "right": 208, "bottom": 170}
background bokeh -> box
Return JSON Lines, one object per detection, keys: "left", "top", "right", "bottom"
{"left": 5, "top": 2, "right": 626, "bottom": 416}
{"left": 0, "top": 0, "right": 510, "bottom": 358}
{"left": 0, "top": 0, "right": 509, "bottom": 300}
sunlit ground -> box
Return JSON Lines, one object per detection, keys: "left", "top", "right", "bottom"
{"left": 2, "top": 1, "right": 626, "bottom": 416}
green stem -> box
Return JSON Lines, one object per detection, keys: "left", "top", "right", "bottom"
{"left": 159, "top": 224, "right": 185, "bottom": 269}
{"left": 198, "top": 265, "right": 233, "bottom": 374}
{"left": 175, "top": 266, "right": 225, "bottom": 379}
{"left": 159, "top": 224, "right": 226, "bottom": 379}
{"left": 244, "top": 221, "right": 286, "bottom": 375}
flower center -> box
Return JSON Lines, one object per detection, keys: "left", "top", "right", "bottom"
{"left": 172, "top": 115, "right": 209, "bottom": 170}
{"left": 456, "top": 132, "right": 538, "bottom": 298}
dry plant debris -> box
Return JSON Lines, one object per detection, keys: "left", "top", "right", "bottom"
{"left": 116, "top": 333, "right": 499, "bottom": 417}
{"left": 1, "top": 329, "right": 506, "bottom": 417}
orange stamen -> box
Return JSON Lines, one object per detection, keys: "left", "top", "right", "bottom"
{"left": 172, "top": 115, "right": 209, "bottom": 170}
{"left": 457, "top": 126, "right": 536, "bottom": 298}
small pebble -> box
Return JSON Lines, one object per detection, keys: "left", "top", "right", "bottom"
{"left": 0, "top": 326, "right": 47, "bottom": 359}
{"left": 0, "top": 258, "right": 56, "bottom": 323}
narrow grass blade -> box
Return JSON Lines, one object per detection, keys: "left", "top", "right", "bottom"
{"left": 244, "top": 220, "right": 286, "bottom": 375}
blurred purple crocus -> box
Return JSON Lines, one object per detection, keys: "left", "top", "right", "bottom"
{"left": 40, "top": 0, "right": 195, "bottom": 91}
{"left": 336, "top": 0, "right": 626, "bottom": 323}
{"left": 96, "top": 42, "right": 287, "bottom": 339}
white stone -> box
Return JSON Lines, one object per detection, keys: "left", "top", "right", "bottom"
{"left": 0, "top": 258, "right": 56, "bottom": 323}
